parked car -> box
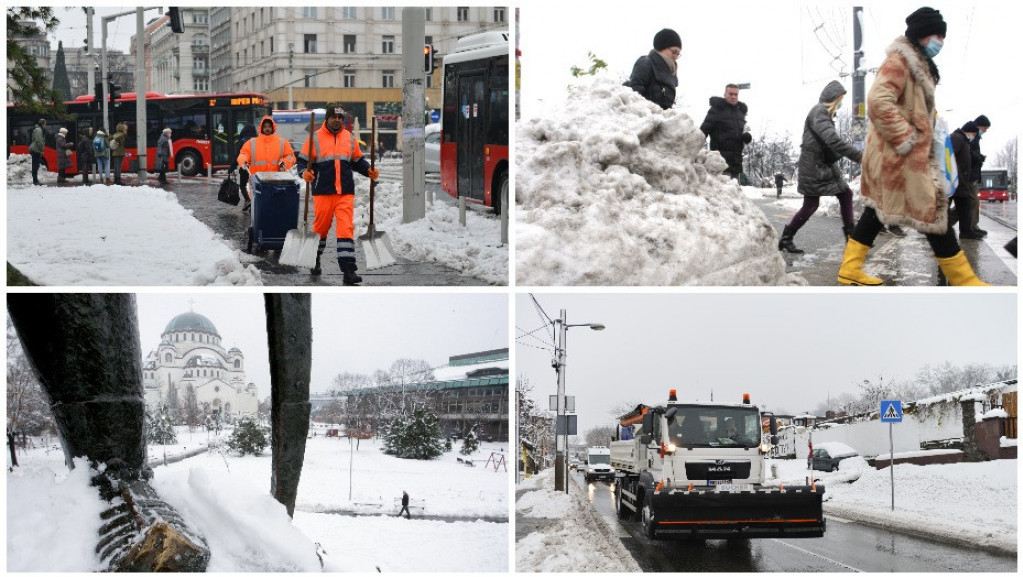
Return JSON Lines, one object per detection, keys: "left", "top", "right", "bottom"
{"left": 425, "top": 123, "right": 441, "bottom": 173}
{"left": 811, "top": 442, "right": 860, "bottom": 472}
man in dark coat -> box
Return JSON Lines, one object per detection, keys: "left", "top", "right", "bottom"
{"left": 700, "top": 84, "right": 752, "bottom": 179}
{"left": 76, "top": 126, "right": 96, "bottom": 185}
{"left": 950, "top": 121, "right": 980, "bottom": 239}
{"left": 398, "top": 490, "right": 411, "bottom": 519}
{"left": 55, "top": 127, "right": 74, "bottom": 183}
{"left": 967, "top": 114, "right": 991, "bottom": 237}
{"left": 156, "top": 128, "right": 172, "bottom": 184}
{"left": 29, "top": 119, "right": 46, "bottom": 185}
{"left": 774, "top": 173, "right": 786, "bottom": 198}
{"left": 625, "top": 29, "right": 681, "bottom": 110}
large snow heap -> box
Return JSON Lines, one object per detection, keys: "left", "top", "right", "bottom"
{"left": 516, "top": 77, "right": 789, "bottom": 286}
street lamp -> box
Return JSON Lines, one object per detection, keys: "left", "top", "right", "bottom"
{"left": 553, "top": 309, "right": 605, "bottom": 493}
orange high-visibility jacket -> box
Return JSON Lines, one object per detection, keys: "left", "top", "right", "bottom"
{"left": 296, "top": 123, "right": 371, "bottom": 196}
{"left": 236, "top": 116, "right": 296, "bottom": 175}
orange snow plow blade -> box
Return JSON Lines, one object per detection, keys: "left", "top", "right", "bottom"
{"left": 649, "top": 484, "right": 826, "bottom": 538}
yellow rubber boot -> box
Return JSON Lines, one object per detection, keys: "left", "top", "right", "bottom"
{"left": 837, "top": 239, "right": 883, "bottom": 286}
{"left": 937, "top": 251, "right": 991, "bottom": 286}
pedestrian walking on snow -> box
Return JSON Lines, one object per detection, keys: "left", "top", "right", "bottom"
{"left": 838, "top": 7, "right": 988, "bottom": 286}
{"left": 55, "top": 127, "right": 74, "bottom": 183}
{"left": 625, "top": 28, "right": 681, "bottom": 111}
{"left": 778, "top": 80, "right": 862, "bottom": 254}
{"left": 29, "top": 119, "right": 46, "bottom": 185}
{"left": 775, "top": 173, "right": 787, "bottom": 199}
{"left": 156, "top": 128, "right": 172, "bottom": 184}
{"left": 398, "top": 490, "right": 411, "bottom": 519}
{"left": 700, "top": 84, "right": 752, "bottom": 180}
{"left": 296, "top": 103, "right": 380, "bottom": 283}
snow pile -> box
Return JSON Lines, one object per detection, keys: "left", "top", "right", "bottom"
{"left": 516, "top": 469, "right": 641, "bottom": 572}
{"left": 6, "top": 180, "right": 263, "bottom": 286}
{"left": 515, "top": 77, "right": 792, "bottom": 286}
{"left": 770, "top": 458, "right": 1017, "bottom": 554}
{"left": 354, "top": 179, "right": 508, "bottom": 285}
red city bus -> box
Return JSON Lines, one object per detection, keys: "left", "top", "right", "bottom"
{"left": 440, "top": 31, "right": 509, "bottom": 214}
{"left": 978, "top": 169, "right": 1010, "bottom": 202}
{"left": 8, "top": 92, "right": 271, "bottom": 177}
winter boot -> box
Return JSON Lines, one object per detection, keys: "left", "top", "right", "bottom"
{"left": 341, "top": 263, "right": 362, "bottom": 286}
{"left": 777, "top": 226, "right": 804, "bottom": 254}
{"left": 837, "top": 238, "right": 883, "bottom": 286}
{"left": 310, "top": 251, "right": 322, "bottom": 276}
{"left": 936, "top": 251, "right": 990, "bottom": 286}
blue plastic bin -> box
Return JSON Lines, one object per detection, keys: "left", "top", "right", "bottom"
{"left": 247, "top": 172, "right": 300, "bottom": 253}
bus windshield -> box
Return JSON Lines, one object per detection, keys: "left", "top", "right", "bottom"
{"left": 666, "top": 405, "right": 761, "bottom": 449}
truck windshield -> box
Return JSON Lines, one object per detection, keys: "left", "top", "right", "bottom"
{"left": 666, "top": 405, "right": 761, "bottom": 449}
{"left": 588, "top": 454, "right": 611, "bottom": 465}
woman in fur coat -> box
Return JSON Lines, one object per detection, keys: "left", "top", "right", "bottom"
{"left": 837, "top": 6, "right": 988, "bottom": 286}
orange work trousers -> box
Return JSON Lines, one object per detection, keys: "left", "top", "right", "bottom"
{"left": 312, "top": 193, "right": 355, "bottom": 239}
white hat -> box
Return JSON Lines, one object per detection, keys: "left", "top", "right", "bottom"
{"left": 58, "top": 127, "right": 68, "bottom": 134}
{"left": 96, "top": 130, "right": 105, "bottom": 136}
{"left": 163, "top": 128, "right": 172, "bottom": 134}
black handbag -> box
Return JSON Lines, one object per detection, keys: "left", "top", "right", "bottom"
{"left": 217, "top": 174, "right": 241, "bottom": 206}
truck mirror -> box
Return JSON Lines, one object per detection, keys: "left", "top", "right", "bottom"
{"left": 642, "top": 412, "right": 654, "bottom": 431}
{"left": 665, "top": 407, "right": 677, "bottom": 422}
{"left": 769, "top": 416, "right": 778, "bottom": 436}
{"left": 639, "top": 434, "right": 653, "bottom": 445}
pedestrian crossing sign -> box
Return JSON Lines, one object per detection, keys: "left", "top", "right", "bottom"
{"left": 880, "top": 400, "right": 903, "bottom": 423}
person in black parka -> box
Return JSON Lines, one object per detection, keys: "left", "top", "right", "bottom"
{"left": 967, "top": 114, "right": 991, "bottom": 236}
{"left": 398, "top": 490, "right": 411, "bottom": 519}
{"left": 700, "top": 84, "right": 752, "bottom": 180}
{"left": 778, "top": 80, "right": 861, "bottom": 253}
{"left": 625, "top": 28, "right": 681, "bottom": 110}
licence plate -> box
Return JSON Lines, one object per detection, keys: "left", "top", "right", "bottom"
{"left": 714, "top": 483, "right": 753, "bottom": 493}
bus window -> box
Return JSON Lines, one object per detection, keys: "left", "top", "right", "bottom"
{"left": 488, "top": 57, "right": 509, "bottom": 145}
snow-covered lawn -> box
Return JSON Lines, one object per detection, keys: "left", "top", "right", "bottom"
{"left": 6, "top": 154, "right": 507, "bottom": 286}
{"left": 515, "top": 458, "right": 1016, "bottom": 571}
{"left": 7, "top": 434, "right": 509, "bottom": 572}
{"left": 515, "top": 77, "right": 800, "bottom": 286}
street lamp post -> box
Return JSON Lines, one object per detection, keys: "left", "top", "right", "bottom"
{"left": 553, "top": 309, "right": 605, "bottom": 493}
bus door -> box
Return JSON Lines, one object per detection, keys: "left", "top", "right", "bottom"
{"left": 456, "top": 73, "right": 487, "bottom": 202}
{"left": 211, "top": 110, "right": 231, "bottom": 167}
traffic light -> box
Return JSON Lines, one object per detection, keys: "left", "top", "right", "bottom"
{"left": 423, "top": 43, "right": 435, "bottom": 73}
{"left": 168, "top": 7, "right": 184, "bottom": 33}
{"left": 108, "top": 75, "right": 122, "bottom": 102}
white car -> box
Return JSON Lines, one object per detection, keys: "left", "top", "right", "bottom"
{"left": 425, "top": 123, "right": 441, "bottom": 173}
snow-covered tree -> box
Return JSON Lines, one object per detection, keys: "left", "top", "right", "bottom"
{"left": 460, "top": 424, "right": 480, "bottom": 456}
{"left": 166, "top": 382, "right": 181, "bottom": 424}
{"left": 584, "top": 425, "right": 615, "bottom": 448}
{"left": 183, "top": 384, "right": 200, "bottom": 430}
{"left": 6, "top": 319, "right": 55, "bottom": 436}
{"left": 382, "top": 403, "right": 444, "bottom": 460}
{"left": 148, "top": 406, "right": 177, "bottom": 445}
{"left": 226, "top": 419, "right": 267, "bottom": 456}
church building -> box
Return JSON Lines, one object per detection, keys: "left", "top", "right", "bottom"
{"left": 142, "top": 311, "right": 259, "bottom": 421}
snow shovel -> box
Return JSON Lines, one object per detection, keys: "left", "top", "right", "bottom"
{"left": 358, "top": 116, "right": 396, "bottom": 270}
{"left": 279, "top": 112, "right": 321, "bottom": 268}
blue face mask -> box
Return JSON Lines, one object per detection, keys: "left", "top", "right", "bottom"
{"left": 924, "top": 38, "right": 943, "bottom": 58}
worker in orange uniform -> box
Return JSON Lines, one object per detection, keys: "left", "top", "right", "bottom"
{"left": 296, "top": 103, "right": 379, "bottom": 284}
{"left": 236, "top": 116, "right": 297, "bottom": 211}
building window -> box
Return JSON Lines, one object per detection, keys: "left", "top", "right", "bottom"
{"left": 304, "top": 70, "right": 316, "bottom": 87}
{"left": 270, "top": 37, "right": 273, "bottom": 54}
{"left": 192, "top": 11, "right": 208, "bottom": 25}
{"left": 457, "top": 7, "right": 470, "bottom": 21}
{"left": 493, "top": 7, "right": 505, "bottom": 23}
{"left": 165, "top": 353, "right": 172, "bottom": 362}
{"left": 381, "top": 7, "right": 395, "bottom": 20}
{"left": 344, "top": 35, "right": 356, "bottom": 54}
{"left": 304, "top": 34, "right": 317, "bottom": 54}
{"left": 303, "top": 7, "right": 316, "bottom": 18}
{"left": 344, "top": 72, "right": 356, "bottom": 88}
{"left": 341, "top": 6, "right": 357, "bottom": 19}
{"left": 382, "top": 35, "right": 395, "bottom": 54}
{"left": 425, "top": 8, "right": 432, "bottom": 21}
{"left": 382, "top": 70, "right": 395, "bottom": 88}
{"left": 234, "top": 360, "right": 240, "bottom": 369}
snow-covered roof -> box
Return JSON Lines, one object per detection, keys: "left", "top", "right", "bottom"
{"left": 184, "top": 355, "right": 224, "bottom": 369}
{"left": 814, "top": 441, "right": 858, "bottom": 458}
{"left": 911, "top": 380, "right": 1016, "bottom": 408}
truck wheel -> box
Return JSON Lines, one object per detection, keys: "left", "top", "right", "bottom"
{"left": 641, "top": 498, "right": 658, "bottom": 539}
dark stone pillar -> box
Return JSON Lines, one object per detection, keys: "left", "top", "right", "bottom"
{"left": 265, "top": 294, "right": 312, "bottom": 517}
{"left": 960, "top": 399, "right": 988, "bottom": 462}
{"left": 6, "top": 293, "right": 148, "bottom": 475}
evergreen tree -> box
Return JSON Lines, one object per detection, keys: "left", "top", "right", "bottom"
{"left": 148, "top": 406, "right": 177, "bottom": 445}
{"left": 227, "top": 419, "right": 268, "bottom": 456}
{"left": 166, "top": 382, "right": 181, "bottom": 424}
{"left": 183, "top": 384, "right": 200, "bottom": 430}
{"left": 51, "top": 41, "right": 71, "bottom": 102}
{"left": 382, "top": 403, "right": 444, "bottom": 460}
{"left": 460, "top": 424, "right": 480, "bottom": 456}
{"left": 6, "top": 8, "right": 67, "bottom": 115}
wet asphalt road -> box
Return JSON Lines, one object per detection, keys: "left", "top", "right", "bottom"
{"left": 755, "top": 193, "right": 1018, "bottom": 286}
{"left": 576, "top": 472, "right": 1016, "bottom": 572}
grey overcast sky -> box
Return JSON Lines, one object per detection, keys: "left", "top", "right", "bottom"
{"left": 519, "top": 0, "right": 1019, "bottom": 155}
{"left": 137, "top": 292, "right": 508, "bottom": 399}
{"left": 515, "top": 292, "right": 1017, "bottom": 435}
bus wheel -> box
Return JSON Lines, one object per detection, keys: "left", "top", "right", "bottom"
{"left": 177, "top": 150, "right": 202, "bottom": 177}
{"left": 493, "top": 170, "right": 507, "bottom": 216}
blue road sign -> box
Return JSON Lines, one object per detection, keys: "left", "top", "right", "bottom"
{"left": 430, "top": 110, "right": 441, "bottom": 123}
{"left": 880, "top": 400, "right": 903, "bottom": 423}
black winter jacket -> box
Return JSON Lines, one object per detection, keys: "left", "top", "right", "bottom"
{"left": 700, "top": 97, "right": 750, "bottom": 170}
{"left": 625, "top": 50, "right": 677, "bottom": 110}
{"left": 950, "top": 129, "right": 972, "bottom": 197}
{"left": 796, "top": 80, "right": 861, "bottom": 197}
{"left": 968, "top": 132, "right": 985, "bottom": 183}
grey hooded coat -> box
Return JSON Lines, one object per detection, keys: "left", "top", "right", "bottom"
{"left": 797, "top": 80, "right": 862, "bottom": 197}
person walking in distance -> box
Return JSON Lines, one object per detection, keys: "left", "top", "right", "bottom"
{"left": 775, "top": 173, "right": 787, "bottom": 199}
{"left": 700, "top": 84, "right": 752, "bottom": 180}
{"left": 949, "top": 121, "right": 980, "bottom": 239}
{"left": 29, "top": 119, "right": 46, "bottom": 185}
{"left": 398, "top": 490, "right": 411, "bottom": 519}
{"left": 967, "top": 114, "right": 991, "bottom": 237}
{"left": 296, "top": 103, "right": 380, "bottom": 284}
{"left": 77, "top": 126, "right": 96, "bottom": 185}
{"left": 625, "top": 28, "right": 682, "bottom": 110}
{"left": 109, "top": 123, "right": 127, "bottom": 185}
{"left": 156, "top": 128, "right": 172, "bottom": 184}
{"left": 778, "top": 81, "right": 862, "bottom": 254}
{"left": 55, "top": 127, "right": 74, "bottom": 183}
{"left": 838, "top": 7, "right": 988, "bottom": 286}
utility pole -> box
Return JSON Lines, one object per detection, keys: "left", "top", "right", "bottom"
{"left": 554, "top": 309, "right": 567, "bottom": 492}
{"left": 136, "top": 8, "right": 148, "bottom": 181}
{"left": 851, "top": 6, "right": 867, "bottom": 148}
{"left": 401, "top": 7, "right": 426, "bottom": 223}
{"left": 86, "top": 8, "right": 95, "bottom": 100}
